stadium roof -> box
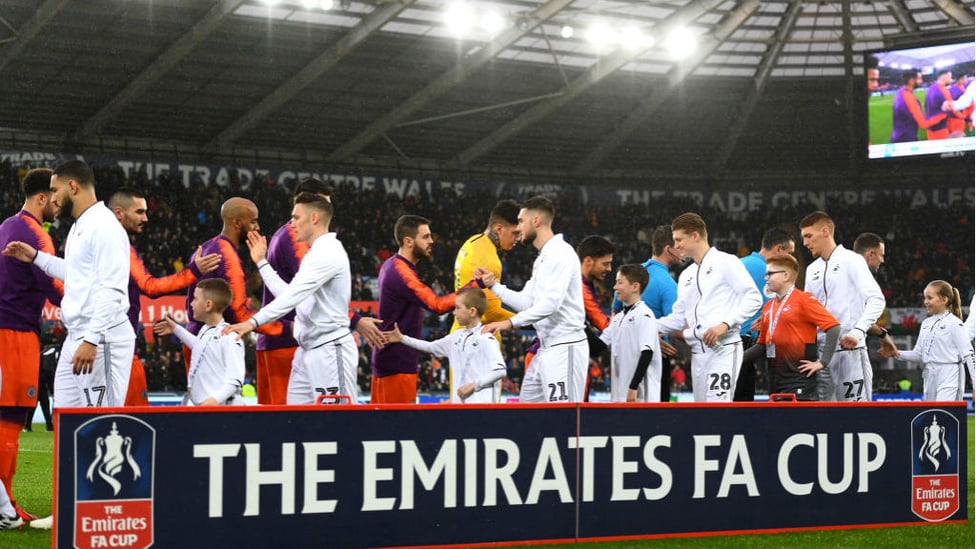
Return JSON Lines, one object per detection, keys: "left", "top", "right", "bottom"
{"left": 0, "top": 0, "right": 973, "bottom": 179}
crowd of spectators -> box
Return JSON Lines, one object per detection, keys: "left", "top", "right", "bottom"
{"left": 1, "top": 157, "right": 972, "bottom": 396}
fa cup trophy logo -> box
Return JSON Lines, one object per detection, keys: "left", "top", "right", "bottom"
{"left": 86, "top": 421, "right": 142, "bottom": 495}
{"left": 918, "top": 414, "right": 951, "bottom": 472}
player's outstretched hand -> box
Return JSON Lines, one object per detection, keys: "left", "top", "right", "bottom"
{"left": 355, "top": 317, "right": 386, "bottom": 349}
{"left": 2, "top": 241, "right": 38, "bottom": 263}
{"left": 798, "top": 359, "right": 825, "bottom": 377}
{"left": 193, "top": 246, "right": 221, "bottom": 274}
{"left": 482, "top": 319, "right": 513, "bottom": 335}
{"left": 472, "top": 267, "right": 496, "bottom": 288}
{"left": 878, "top": 335, "right": 898, "bottom": 358}
{"left": 382, "top": 322, "right": 404, "bottom": 343}
{"left": 246, "top": 231, "right": 268, "bottom": 264}
{"left": 71, "top": 342, "right": 97, "bottom": 375}
{"left": 152, "top": 314, "right": 177, "bottom": 337}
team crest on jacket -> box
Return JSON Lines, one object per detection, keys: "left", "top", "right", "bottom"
{"left": 910, "top": 410, "right": 960, "bottom": 521}
{"left": 74, "top": 415, "right": 155, "bottom": 549}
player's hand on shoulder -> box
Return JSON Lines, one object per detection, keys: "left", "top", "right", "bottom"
{"left": 482, "top": 319, "right": 511, "bottom": 335}
{"left": 222, "top": 321, "right": 253, "bottom": 340}
{"left": 194, "top": 246, "right": 221, "bottom": 274}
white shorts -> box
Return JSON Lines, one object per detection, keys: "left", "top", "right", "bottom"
{"left": 823, "top": 348, "right": 872, "bottom": 402}
{"left": 519, "top": 340, "right": 588, "bottom": 403}
{"left": 689, "top": 342, "right": 741, "bottom": 403}
{"left": 922, "top": 363, "right": 965, "bottom": 401}
{"left": 287, "top": 334, "right": 359, "bottom": 405}
{"left": 54, "top": 336, "right": 134, "bottom": 408}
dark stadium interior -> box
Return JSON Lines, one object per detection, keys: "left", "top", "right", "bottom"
{"left": 0, "top": 0, "right": 974, "bottom": 395}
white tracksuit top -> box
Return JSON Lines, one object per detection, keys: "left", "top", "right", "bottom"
{"left": 253, "top": 232, "right": 352, "bottom": 349}
{"left": 493, "top": 234, "right": 585, "bottom": 348}
{"left": 657, "top": 247, "right": 762, "bottom": 353}
{"left": 34, "top": 201, "right": 134, "bottom": 344}
{"left": 804, "top": 244, "right": 885, "bottom": 349}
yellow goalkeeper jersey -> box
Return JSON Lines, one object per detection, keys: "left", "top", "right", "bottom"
{"left": 451, "top": 232, "right": 514, "bottom": 333}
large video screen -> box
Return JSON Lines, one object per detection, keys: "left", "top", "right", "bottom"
{"left": 866, "top": 42, "right": 975, "bottom": 159}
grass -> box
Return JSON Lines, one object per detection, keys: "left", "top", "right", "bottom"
{"left": 868, "top": 90, "right": 928, "bottom": 146}
{"left": 6, "top": 418, "right": 974, "bottom": 548}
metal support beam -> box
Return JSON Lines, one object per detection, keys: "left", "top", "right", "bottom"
{"left": 888, "top": 0, "right": 919, "bottom": 32}
{"left": 453, "top": 0, "right": 728, "bottom": 169}
{"left": 571, "top": 0, "right": 759, "bottom": 176}
{"left": 205, "top": 0, "right": 415, "bottom": 152}
{"left": 326, "top": 0, "right": 575, "bottom": 162}
{"left": 0, "top": 0, "right": 71, "bottom": 73}
{"left": 71, "top": 0, "right": 247, "bottom": 143}
{"left": 843, "top": 0, "right": 857, "bottom": 170}
{"left": 709, "top": 1, "right": 802, "bottom": 176}
{"left": 933, "top": 0, "right": 975, "bottom": 26}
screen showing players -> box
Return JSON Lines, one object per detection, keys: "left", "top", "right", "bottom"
{"left": 866, "top": 42, "right": 975, "bottom": 159}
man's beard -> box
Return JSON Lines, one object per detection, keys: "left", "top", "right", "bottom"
{"left": 58, "top": 194, "right": 74, "bottom": 220}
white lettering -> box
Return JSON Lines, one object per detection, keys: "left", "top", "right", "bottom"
{"left": 193, "top": 443, "right": 241, "bottom": 518}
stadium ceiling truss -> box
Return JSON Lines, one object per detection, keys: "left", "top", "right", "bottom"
{"left": 0, "top": 0, "right": 973, "bottom": 179}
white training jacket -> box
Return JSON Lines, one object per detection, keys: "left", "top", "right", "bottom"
{"left": 964, "top": 296, "right": 975, "bottom": 342}
{"left": 804, "top": 244, "right": 885, "bottom": 349}
{"left": 173, "top": 321, "right": 245, "bottom": 405}
{"left": 34, "top": 202, "right": 134, "bottom": 345}
{"left": 400, "top": 323, "right": 506, "bottom": 403}
{"left": 492, "top": 234, "right": 586, "bottom": 348}
{"left": 898, "top": 311, "right": 975, "bottom": 380}
{"left": 657, "top": 247, "right": 762, "bottom": 353}
{"left": 253, "top": 232, "right": 351, "bottom": 349}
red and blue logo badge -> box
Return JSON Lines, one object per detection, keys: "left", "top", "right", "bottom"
{"left": 74, "top": 415, "right": 155, "bottom": 549}
{"left": 910, "top": 409, "right": 960, "bottom": 522}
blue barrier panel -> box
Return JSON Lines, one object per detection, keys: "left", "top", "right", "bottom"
{"left": 54, "top": 405, "right": 578, "bottom": 549}
{"left": 54, "top": 402, "right": 967, "bottom": 548}
{"left": 577, "top": 402, "right": 968, "bottom": 540}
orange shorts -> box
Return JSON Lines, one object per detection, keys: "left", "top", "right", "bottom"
{"left": 125, "top": 355, "right": 149, "bottom": 406}
{"left": 926, "top": 128, "right": 949, "bottom": 140}
{"left": 256, "top": 347, "right": 297, "bottom": 405}
{"left": 0, "top": 329, "right": 41, "bottom": 407}
{"left": 370, "top": 373, "right": 417, "bottom": 404}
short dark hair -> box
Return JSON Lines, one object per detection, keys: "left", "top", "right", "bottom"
{"left": 108, "top": 186, "right": 147, "bottom": 209}
{"left": 865, "top": 55, "right": 879, "bottom": 71}
{"left": 457, "top": 287, "right": 488, "bottom": 316}
{"left": 488, "top": 199, "right": 519, "bottom": 226}
{"left": 295, "top": 178, "right": 333, "bottom": 197}
{"left": 618, "top": 264, "right": 650, "bottom": 294}
{"left": 935, "top": 67, "right": 951, "bottom": 78}
{"left": 294, "top": 192, "right": 333, "bottom": 217}
{"left": 21, "top": 168, "right": 53, "bottom": 197}
{"left": 521, "top": 196, "right": 555, "bottom": 221}
{"left": 394, "top": 214, "right": 431, "bottom": 246}
{"left": 902, "top": 69, "right": 920, "bottom": 84}
{"left": 853, "top": 232, "right": 884, "bottom": 255}
{"left": 671, "top": 212, "right": 707, "bottom": 239}
{"left": 576, "top": 235, "right": 615, "bottom": 261}
{"left": 197, "top": 278, "right": 232, "bottom": 312}
{"left": 799, "top": 210, "right": 834, "bottom": 232}
{"left": 761, "top": 227, "right": 794, "bottom": 251}
{"left": 52, "top": 160, "right": 95, "bottom": 188}
{"left": 649, "top": 225, "right": 673, "bottom": 256}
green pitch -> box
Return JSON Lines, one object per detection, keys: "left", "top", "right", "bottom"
{"left": 868, "top": 90, "right": 929, "bottom": 146}
{"left": 6, "top": 418, "right": 975, "bottom": 548}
